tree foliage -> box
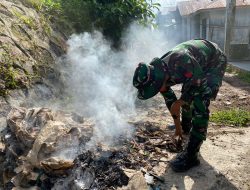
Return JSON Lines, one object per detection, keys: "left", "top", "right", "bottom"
{"left": 25, "top": 0, "right": 159, "bottom": 46}
{"left": 58, "top": 0, "right": 160, "bottom": 46}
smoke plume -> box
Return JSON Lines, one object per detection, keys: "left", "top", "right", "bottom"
{"left": 64, "top": 23, "right": 170, "bottom": 148}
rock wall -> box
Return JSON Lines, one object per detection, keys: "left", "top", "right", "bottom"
{"left": 0, "top": 0, "right": 70, "bottom": 124}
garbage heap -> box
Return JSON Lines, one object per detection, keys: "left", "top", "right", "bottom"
{"left": 1, "top": 107, "right": 129, "bottom": 189}
{"left": 0, "top": 107, "right": 183, "bottom": 190}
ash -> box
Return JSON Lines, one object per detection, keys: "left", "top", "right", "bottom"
{"left": 53, "top": 150, "right": 130, "bottom": 190}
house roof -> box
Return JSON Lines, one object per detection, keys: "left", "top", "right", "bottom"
{"left": 205, "top": 0, "right": 226, "bottom": 9}
{"left": 177, "top": 0, "right": 212, "bottom": 16}
{"left": 177, "top": 0, "right": 250, "bottom": 16}
{"left": 205, "top": 0, "right": 250, "bottom": 9}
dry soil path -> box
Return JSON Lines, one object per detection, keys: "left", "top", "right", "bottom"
{"left": 132, "top": 73, "right": 250, "bottom": 190}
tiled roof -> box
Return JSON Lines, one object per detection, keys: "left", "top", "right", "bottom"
{"left": 177, "top": 0, "right": 212, "bottom": 16}
{"left": 205, "top": 0, "right": 250, "bottom": 9}
{"left": 205, "top": 0, "right": 226, "bottom": 9}
{"left": 177, "top": 0, "right": 250, "bottom": 16}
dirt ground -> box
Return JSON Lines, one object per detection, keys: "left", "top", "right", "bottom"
{"left": 0, "top": 73, "right": 249, "bottom": 190}
{"left": 129, "top": 72, "right": 250, "bottom": 190}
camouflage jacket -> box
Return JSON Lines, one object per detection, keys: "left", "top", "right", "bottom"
{"left": 160, "top": 39, "right": 225, "bottom": 104}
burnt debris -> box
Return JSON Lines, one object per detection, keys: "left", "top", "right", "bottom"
{"left": 0, "top": 107, "right": 183, "bottom": 189}
{"left": 62, "top": 151, "right": 130, "bottom": 190}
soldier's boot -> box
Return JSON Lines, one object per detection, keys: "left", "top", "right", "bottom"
{"left": 181, "top": 117, "right": 192, "bottom": 134}
{"left": 170, "top": 135, "right": 203, "bottom": 172}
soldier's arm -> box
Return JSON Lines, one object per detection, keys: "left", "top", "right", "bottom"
{"left": 170, "top": 99, "right": 185, "bottom": 136}
{"left": 160, "top": 87, "right": 177, "bottom": 111}
{"left": 161, "top": 88, "right": 184, "bottom": 137}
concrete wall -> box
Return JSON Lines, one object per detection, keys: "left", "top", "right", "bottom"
{"left": 208, "top": 7, "right": 250, "bottom": 59}
{"left": 183, "top": 7, "right": 250, "bottom": 59}
{"left": 199, "top": 12, "right": 210, "bottom": 40}
{"left": 191, "top": 14, "right": 200, "bottom": 39}
{"left": 208, "top": 9, "right": 225, "bottom": 48}
{"left": 181, "top": 17, "right": 188, "bottom": 42}
{"left": 198, "top": 7, "right": 250, "bottom": 46}
{"left": 187, "top": 16, "right": 191, "bottom": 40}
{"left": 232, "top": 7, "right": 250, "bottom": 45}
{"left": 181, "top": 15, "right": 200, "bottom": 41}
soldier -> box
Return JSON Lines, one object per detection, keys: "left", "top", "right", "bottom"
{"left": 133, "top": 39, "right": 227, "bottom": 172}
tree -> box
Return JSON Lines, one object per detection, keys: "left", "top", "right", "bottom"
{"left": 59, "top": 0, "right": 160, "bottom": 47}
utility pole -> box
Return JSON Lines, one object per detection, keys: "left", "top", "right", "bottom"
{"left": 224, "top": 0, "right": 236, "bottom": 58}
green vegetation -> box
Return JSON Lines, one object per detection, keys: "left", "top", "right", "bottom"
{"left": 237, "top": 70, "right": 250, "bottom": 83}
{"left": 0, "top": 59, "right": 19, "bottom": 96}
{"left": 23, "top": 0, "right": 61, "bottom": 35}
{"left": 12, "top": 10, "right": 37, "bottom": 30}
{"left": 226, "top": 65, "right": 250, "bottom": 83}
{"left": 59, "top": 0, "right": 159, "bottom": 46}
{"left": 0, "top": 44, "right": 31, "bottom": 96}
{"left": 211, "top": 108, "right": 250, "bottom": 127}
{"left": 24, "top": 0, "right": 159, "bottom": 47}
{"left": 39, "top": 15, "right": 52, "bottom": 36}
{"left": 226, "top": 65, "right": 234, "bottom": 73}
{"left": 0, "top": 0, "right": 159, "bottom": 96}
{"left": 25, "top": 0, "right": 61, "bottom": 14}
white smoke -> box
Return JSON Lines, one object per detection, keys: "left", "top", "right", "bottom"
{"left": 64, "top": 23, "right": 170, "bottom": 148}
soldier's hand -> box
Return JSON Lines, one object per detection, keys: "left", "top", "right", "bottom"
{"left": 171, "top": 133, "right": 183, "bottom": 152}
{"left": 173, "top": 132, "right": 183, "bottom": 139}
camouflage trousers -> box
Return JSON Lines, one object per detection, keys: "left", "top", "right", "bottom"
{"left": 162, "top": 49, "right": 227, "bottom": 141}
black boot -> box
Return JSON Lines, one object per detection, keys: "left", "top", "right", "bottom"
{"left": 181, "top": 117, "right": 192, "bottom": 134}
{"left": 170, "top": 135, "right": 203, "bottom": 172}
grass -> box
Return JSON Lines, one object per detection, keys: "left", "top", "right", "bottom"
{"left": 210, "top": 108, "right": 250, "bottom": 127}
{"left": 237, "top": 70, "right": 250, "bottom": 83}
{"left": 226, "top": 65, "right": 250, "bottom": 83}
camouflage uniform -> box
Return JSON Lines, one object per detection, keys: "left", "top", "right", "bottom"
{"left": 160, "top": 39, "right": 227, "bottom": 140}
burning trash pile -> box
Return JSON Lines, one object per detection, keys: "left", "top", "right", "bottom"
{"left": 0, "top": 107, "right": 94, "bottom": 189}
{"left": 0, "top": 107, "right": 184, "bottom": 189}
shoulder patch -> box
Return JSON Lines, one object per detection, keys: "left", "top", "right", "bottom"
{"left": 184, "top": 72, "right": 193, "bottom": 78}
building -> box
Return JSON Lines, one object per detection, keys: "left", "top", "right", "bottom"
{"left": 160, "top": 0, "right": 250, "bottom": 60}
